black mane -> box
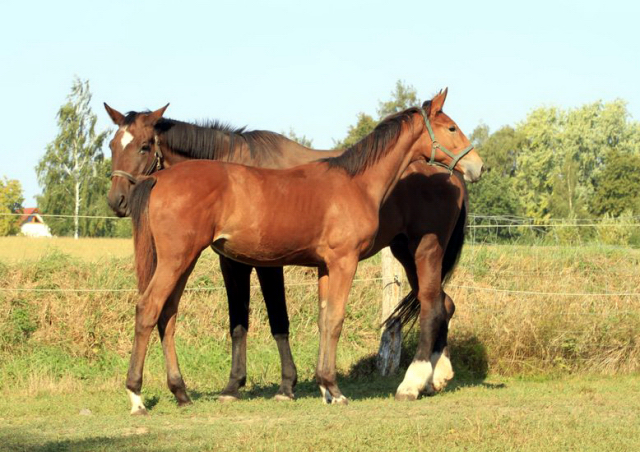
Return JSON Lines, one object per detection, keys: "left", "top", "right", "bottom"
{"left": 321, "top": 107, "right": 422, "bottom": 176}
{"left": 126, "top": 111, "right": 288, "bottom": 161}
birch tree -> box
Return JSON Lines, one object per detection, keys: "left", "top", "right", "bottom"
{"left": 0, "top": 177, "right": 24, "bottom": 236}
{"left": 36, "top": 78, "right": 109, "bottom": 238}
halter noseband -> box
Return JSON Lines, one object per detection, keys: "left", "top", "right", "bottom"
{"left": 111, "top": 137, "right": 164, "bottom": 184}
{"left": 420, "top": 109, "right": 474, "bottom": 173}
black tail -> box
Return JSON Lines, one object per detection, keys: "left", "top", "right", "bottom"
{"left": 382, "top": 202, "right": 467, "bottom": 330}
{"left": 130, "top": 177, "right": 158, "bottom": 293}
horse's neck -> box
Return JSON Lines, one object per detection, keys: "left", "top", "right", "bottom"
{"left": 354, "top": 127, "right": 423, "bottom": 210}
{"left": 157, "top": 132, "right": 254, "bottom": 167}
{"left": 160, "top": 133, "right": 343, "bottom": 169}
{"left": 277, "top": 141, "right": 343, "bottom": 166}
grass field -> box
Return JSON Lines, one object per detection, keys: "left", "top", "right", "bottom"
{"left": 1, "top": 237, "right": 639, "bottom": 450}
{"left": 2, "top": 375, "right": 639, "bottom": 451}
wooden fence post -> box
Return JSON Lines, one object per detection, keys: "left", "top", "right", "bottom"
{"left": 376, "top": 247, "right": 403, "bottom": 376}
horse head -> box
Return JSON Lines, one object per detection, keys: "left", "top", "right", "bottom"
{"left": 418, "top": 89, "right": 484, "bottom": 182}
{"left": 104, "top": 103, "right": 169, "bottom": 216}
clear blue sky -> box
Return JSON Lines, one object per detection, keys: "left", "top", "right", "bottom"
{"left": 1, "top": 0, "right": 638, "bottom": 205}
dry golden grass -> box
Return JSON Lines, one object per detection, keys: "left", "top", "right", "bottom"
{"left": 0, "top": 238, "right": 639, "bottom": 394}
{"left": 0, "top": 236, "right": 133, "bottom": 262}
{"left": 446, "top": 244, "right": 640, "bottom": 375}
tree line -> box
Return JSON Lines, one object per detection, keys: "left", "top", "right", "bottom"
{"left": 1, "top": 79, "right": 639, "bottom": 240}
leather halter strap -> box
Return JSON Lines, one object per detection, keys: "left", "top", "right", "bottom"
{"left": 110, "top": 136, "right": 164, "bottom": 184}
{"left": 420, "top": 109, "right": 475, "bottom": 173}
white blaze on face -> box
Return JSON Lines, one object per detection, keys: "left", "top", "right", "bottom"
{"left": 120, "top": 127, "right": 134, "bottom": 151}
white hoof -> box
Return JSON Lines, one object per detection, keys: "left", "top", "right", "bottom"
{"left": 218, "top": 394, "right": 240, "bottom": 403}
{"left": 127, "top": 389, "right": 147, "bottom": 415}
{"left": 430, "top": 352, "right": 454, "bottom": 393}
{"left": 331, "top": 395, "right": 349, "bottom": 405}
{"left": 274, "top": 394, "right": 294, "bottom": 402}
{"left": 396, "top": 360, "right": 432, "bottom": 401}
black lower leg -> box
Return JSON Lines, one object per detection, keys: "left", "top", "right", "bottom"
{"left": 274, "top": 334, "right": 297, "bottom": 399}
{"left": 220, "top": 325, "right": 247, "bottom": 397}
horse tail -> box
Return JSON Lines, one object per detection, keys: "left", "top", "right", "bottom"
{"left": 130, "top": 177, "right": 158, "bottom": 293}
{"left": 441, "top": 201, "right": 467, "bottom": 284}
{"left": 382, "top": 202, "right": 467, "bottom": 331}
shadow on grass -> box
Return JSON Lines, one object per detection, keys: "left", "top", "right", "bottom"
{"left": 186, "top": 333, "right": 502, "bottom": 404}
{"left": 1, "top": 431, "right": 146, "bottom": 452}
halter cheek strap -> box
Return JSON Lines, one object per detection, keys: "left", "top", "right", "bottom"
{"left": 110, "top": 136, "right": 164, "bottom": 184}
{"left": 420, "top": 109, "right": 474, "bottom": 173}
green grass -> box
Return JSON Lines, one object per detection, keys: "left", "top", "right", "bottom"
{"left": 1, "top": 374, "right": 639, "bottom": 451}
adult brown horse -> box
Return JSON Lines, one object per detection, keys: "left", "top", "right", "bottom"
{"left": 120, "top": 94, "right": 482, "bottom": 413}
{"left": 105, "top": 90, "right": 473, "bottom": 408}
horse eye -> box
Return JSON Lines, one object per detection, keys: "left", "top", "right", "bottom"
{"left": 448, "top": 126, "right": 456, "bottom": 132}
{"left": 140, "top": 145, "right": 151, "bottom": 153}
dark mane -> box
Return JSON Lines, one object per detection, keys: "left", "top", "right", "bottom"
{"left": 155, "top": 118, "right": 288, "bottom": 161}
{"left": 321, "top": 107, "right": 421, "bottom": 176}
{"left": 125, "top": 111, "right": 288, "bottom": 161}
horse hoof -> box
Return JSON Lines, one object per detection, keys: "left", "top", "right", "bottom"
{"left": 331, "top": 395, "right": 349, "bottom": 406}
{"left": 218, "top": 394, "right": 240, "bottom": 403}
{"left": 424, "top": 384, "right": 437, "bottom": 397}
{"left": 177, "top": 399, "right": 193, "bottom": 407}
{"left": 274, "top": 393, "right": 294, "bottom": 402}
{"left": 131, "top": 408, "right": 149, "bottom": 416}
{"left": 395, "top": 391, "right": 418, "bottom": 402}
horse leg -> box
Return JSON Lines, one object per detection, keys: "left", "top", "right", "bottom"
{"left": 126, "top": 261, "right": 194, "bottom": 415}
{"left": 390, "top": 239, "right": 419, "bottom": 291}
{"left": 218, "top": 255, "right": 252, "bottom": 402}
{"left": 424, "top": 290, "right": 456, "bottom": 396}
{"left": 395, "top": 240, "right": 449, "bottom": 401}
{"left": 255, "top": 266, "right": 297, "bottom": 401}
{"left": 157, "top": 259, "right": 198, "bottom": 407}
{"left": 316, "top": 257, "right": 358, "bottom": 405}
{"left": 392, "top": 239, "right": 456, "bottom": 397}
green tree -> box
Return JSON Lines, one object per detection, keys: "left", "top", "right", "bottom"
{"left": 333, "top": 113, "right": 377, "bottom": 149}
{"left": 469, "top": 123, "right": 490, "bottom": 148}
{"left": 477, "top": 126, "right": 525, "bottom": 177}
{"left": 36, "top": 78, "right": 110, "bottom": 238}
{"left": 514, "top": 100, "right": 640, "bottom": 220}
{"left": 334, "top": 80, "right": 420, "bottom": 149}
{"left": 513, "top": 106, "right": 563, "bottom": 219}
{"left": 591, "top": 150, "right": 640, "bottom": 217}
{"left": 377, "top": 80, "right": 419, "bottom": 118}
{"left": 466, "top": 125, "right": 525, "bottom": 234}
{"left": 0, "top": 177, "right": 24, "bottom": 236}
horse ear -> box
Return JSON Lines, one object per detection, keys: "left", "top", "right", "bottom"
{"left": 104, "top": 103, "right": 125, "bottom": 126}
{"left": 430, "top": 88, "right": 449, "bottom": 114}
{"left": 145, "top": 103, "right": 170, "bottom": 125}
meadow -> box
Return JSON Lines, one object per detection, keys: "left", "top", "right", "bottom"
{"left": 1, "top": 236, "right": 639, "bottom": 451}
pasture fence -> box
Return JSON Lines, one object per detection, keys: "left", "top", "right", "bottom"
{"left": 1, "top": 213, "right": 639, "bottom": 377}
